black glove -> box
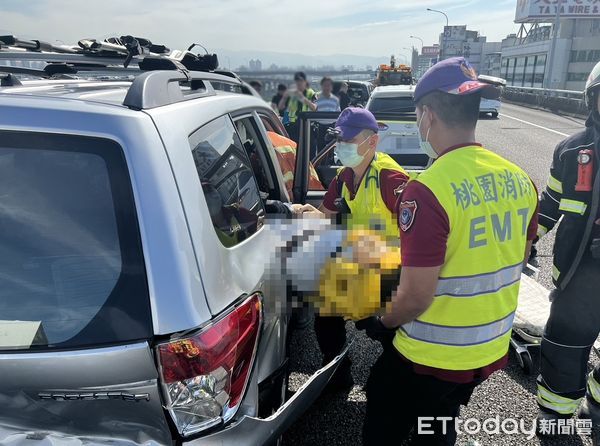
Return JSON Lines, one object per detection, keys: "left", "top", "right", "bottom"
{"left": 355, "top": 316, "right": 396, "bottom": 343}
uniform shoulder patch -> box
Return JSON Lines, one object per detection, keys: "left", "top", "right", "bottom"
{"left": 399, "top": 200, "right": 418, "bottom": 232}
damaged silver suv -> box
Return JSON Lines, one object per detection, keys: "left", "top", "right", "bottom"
{"left": 0, "top": 36, "right": 344, "bottom": 446}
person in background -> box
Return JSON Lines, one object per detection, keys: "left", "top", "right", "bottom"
{"left": 279, "top": 71, "right": 317, "bottom": 142}
{"left": 338, "top": 81, "right": 351, "bottom": 110}
{"left": 271, "top": 83, "right": 288, "bottom": 117}
{"left": 249, "top": 80, "right": 262, "bottom": 95}
{"left": 315, "top": 76, "right": 341, "bottom": 112}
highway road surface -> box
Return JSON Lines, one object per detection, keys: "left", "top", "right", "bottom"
{"left": 283, "top": 102, "right": 592, "bottom": 446}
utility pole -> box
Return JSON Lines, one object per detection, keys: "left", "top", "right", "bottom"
{"left": 427, "top": 8, "right": 449, "bottom": 60}
{"left": 544, "top": 0, "right": 562, "bottom": 89}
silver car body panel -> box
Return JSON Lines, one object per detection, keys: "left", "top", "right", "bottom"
{"left": 0, "top": 342, "right": 171, "bottom": 445}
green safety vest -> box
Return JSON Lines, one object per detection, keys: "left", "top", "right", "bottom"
{"left": 393, "top": 145, "right": 538, "bottom": 370}
{"left": 339, "top": 152, "right": 407, "bottom": 240}
{"left": 287, "top": 88, "right": 316, "bottom": 123}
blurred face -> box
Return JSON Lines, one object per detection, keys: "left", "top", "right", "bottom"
{"left": 295, "top": 78, "right": 307, "bottom": 91}
{"left": 321, "top": 80, "right": 333, "bottom": 95}
{"left": 343, "top": 130, "right": 378, "bottom": 156}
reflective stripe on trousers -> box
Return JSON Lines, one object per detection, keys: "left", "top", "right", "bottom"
{"left": 435, "top": 262, "right": 522, "bottom": 298}
{"left": 537, "top": 383, "right": 582, "bottom": 415}
{"left": 401, "top": 311, "right": 515, "bottom": 347}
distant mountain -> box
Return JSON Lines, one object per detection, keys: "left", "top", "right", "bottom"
{"left": 214, "top": 48, "right": 389, "bottom": 70}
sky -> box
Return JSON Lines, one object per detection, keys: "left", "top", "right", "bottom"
{"left": 0, "top": 0, "right": 522, "bottom": 65}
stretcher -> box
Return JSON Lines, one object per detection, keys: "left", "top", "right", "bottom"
{"left": 512, "top": 267, "right": 551, "bottom": 374}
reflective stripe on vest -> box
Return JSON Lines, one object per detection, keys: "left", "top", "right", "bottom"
{"left": 401, "top": 311, "right": 514, "bottom": 347}
{"left": 435, "top": 262, "right": 522, "bottom": 298}
{"left": 537, "top": 384, "right": 581, "bottom": 415}
{"left": 393, "top": 145, "right": 539, "bottom": 370}
{"left": 559, "top": 198, "right": 588, "bottom": 215}
{"left": 547, "top": 175, "right": 563, "bottom": 194}
{"left": 340, "top": 152, "right": 407, "bottom": 240}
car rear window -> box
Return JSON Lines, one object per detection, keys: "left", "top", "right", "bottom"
{"left": 369, "top": 96, "right": 416, "bottom": 113}
{"left": 0, "top": 131, "right": 152, "bottom": 351}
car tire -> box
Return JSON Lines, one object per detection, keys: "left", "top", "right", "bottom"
{"left": 491, "top": 112, "right": 499, "bottom": 119}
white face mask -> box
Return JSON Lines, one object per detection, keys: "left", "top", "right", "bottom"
{"left": 417, "top": 112, "right": 438, "bottom": 160}
{"left": 336, "top": 135, "right": 372, "bottom": 168}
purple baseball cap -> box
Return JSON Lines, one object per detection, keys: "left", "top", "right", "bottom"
{"left": 333, "top": 107, "right": 379, "bottom": 140}
{"left": 414, "top": 57, "right": 501, "bottom": 104}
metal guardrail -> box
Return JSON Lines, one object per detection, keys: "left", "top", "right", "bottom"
{"left": 505, "top": 85, "right": 584, "bottom": 99}
{"left": 502, "top": 85, "right": 587, "bottom": 116}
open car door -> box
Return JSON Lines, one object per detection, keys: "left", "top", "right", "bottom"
{"left": 292, "top": 111, "right": 433, "bottom": 208}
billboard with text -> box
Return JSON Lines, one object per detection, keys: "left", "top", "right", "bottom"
{"left": 516, "top": 0, "right": 600, "bottom": 23}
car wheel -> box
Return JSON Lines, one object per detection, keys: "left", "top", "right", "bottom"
{"left": 491, "top": 112, "right": 499, "bottom": 119}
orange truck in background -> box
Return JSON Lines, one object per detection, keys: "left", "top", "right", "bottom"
{"left": 375, "top": 56, "right": 413, "bottom": 86}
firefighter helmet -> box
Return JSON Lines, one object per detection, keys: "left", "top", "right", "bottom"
{"left": 584, "top": 60, "right": 600, "bottom": 111}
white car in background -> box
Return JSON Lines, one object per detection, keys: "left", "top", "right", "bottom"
{"left": 478, "top": 75, "right": 506, "bottom": 119}
{"left": 366, "top": 85, "right": 432, "bottom": 171}
{"left": 480, "top": 97, "right": 501, "bottom": 118}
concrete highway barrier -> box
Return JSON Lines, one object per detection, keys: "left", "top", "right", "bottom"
{"left": 502, "top": 86, "right": 588, "bottom": 118}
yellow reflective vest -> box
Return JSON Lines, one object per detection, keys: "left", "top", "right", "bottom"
{"left": 393, "top": 145, "right": 538, "bottom": 370}
{"left": 287, "top": 88, "right": 316, "bottom": 123}
{"left": 339, "top": 152, "right": 407, "bottom": 241}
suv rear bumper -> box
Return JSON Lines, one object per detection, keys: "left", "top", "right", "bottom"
{"left": 0, "top": 347, "right": 347, "bottom": 446}
{"left": 192, "top": 346, "right": 348, "bottom": 445}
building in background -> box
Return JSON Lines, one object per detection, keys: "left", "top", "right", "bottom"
{"left": 501, "top": 0, "right": 600, "bottom": 90}
{"left": 479, "top": 42, "right": 503, "bottom": 77}
{"left": 438, "top": 25, "right": 489, "bottom": 71}
{"left": 415, "top": 45, "right": 440, "bottom": 79}
{"left": 249, "top": 59, "right": 262, "bottom": 71}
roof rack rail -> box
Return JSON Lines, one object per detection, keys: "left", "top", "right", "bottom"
{"left": 0, "top": 35, "right": 79, "bottom": 53}
{"left": 123, "top": 70, "right": 253, "bottom": 110}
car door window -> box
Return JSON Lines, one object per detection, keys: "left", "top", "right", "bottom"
{"left": 189, "top": 115, "right": 265, "bottom": 248}
{"left": 233, "top": 115, "right": 281, "bottom": 200}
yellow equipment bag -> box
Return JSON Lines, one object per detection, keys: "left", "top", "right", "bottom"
{"left": 315, "top": 229, "right": 401, "bottom": 320}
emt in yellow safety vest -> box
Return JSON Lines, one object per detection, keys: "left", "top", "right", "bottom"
{"left": 299, "top": 107, "right": 410, "bottom": 391}
{"left": 356, "top": 57, "right": 539, "bottom": 446}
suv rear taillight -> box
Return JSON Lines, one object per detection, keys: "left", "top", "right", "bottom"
{"left": 157, "top": 294, "right": 262, "bottom": 436}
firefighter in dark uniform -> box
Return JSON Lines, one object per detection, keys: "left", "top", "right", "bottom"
{"left": 536, "top": 61, "right": 600, "bottom": 425}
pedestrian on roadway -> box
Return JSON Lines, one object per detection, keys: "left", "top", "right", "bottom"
{"left": 338, "top": 81, "right": 351, "bottom": 110}
{"left": 271, "top": 83, "right": 288, "bottom": 117}
{"left": 279, "top": 71, "right": 317, "bottom": 143}
{"left": 535, "top": 60, "right": 600, "bottom": 428}
{"left": 315, "top": 76, "right": 341, "bottom": 112}
{"left": 356, "top": 57, "right": 539, "bottom": 446}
